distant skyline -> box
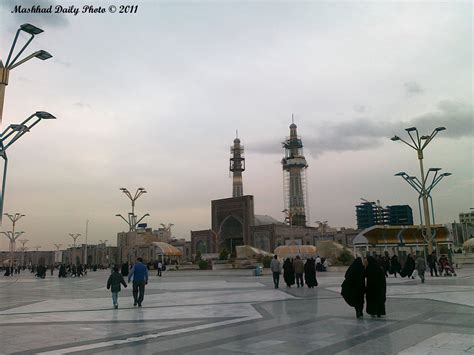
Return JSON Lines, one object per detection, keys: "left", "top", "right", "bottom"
{"left": 0, "top": 1, "right": 472, "bottom": 250}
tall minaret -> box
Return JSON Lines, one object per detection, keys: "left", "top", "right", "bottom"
{"left": 281, "top": 117, "right": 308, "bottom": 226}
{"left": 230, "top": 131, "right": 245, "bottom": 197}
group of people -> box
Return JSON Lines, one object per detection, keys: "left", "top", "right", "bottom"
{"left": 270, "top": 255, "right": 319, "bottom": 289}
{"left": 107, "top": 257, "right": 149, "bottom": 309}
{"left": 342, "top": 256, "right": 386, "bottom": 318}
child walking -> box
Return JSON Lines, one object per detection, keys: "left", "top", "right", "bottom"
{"left": 107, "top": 266, "right": 127, "bottom": 309}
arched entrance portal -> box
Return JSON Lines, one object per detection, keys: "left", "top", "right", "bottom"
{"left": 219, "top": 215, "right": 244, "bottom": 254}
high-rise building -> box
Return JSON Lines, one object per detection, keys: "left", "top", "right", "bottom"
{"left": 281, "top": 120, "right": 308, "bottom": 226}
{"left": 387, "top": 205, "right": 413, "bottom": 226}
{"left": 356, "top": 202, "right": 383, "bottom": 229}
{"left": 356, "top": 202, "right": 413, "bottom": 229}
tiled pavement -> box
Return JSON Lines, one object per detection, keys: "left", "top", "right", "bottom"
{"left": 1, "top": 268, "right": 473, "bottom": 354}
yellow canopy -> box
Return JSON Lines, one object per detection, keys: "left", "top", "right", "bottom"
{"left": 274, "top": 245, "right": 317, "bottom": 259}
{"left": 151, "top": 242, "right": 182, "bottom": 256}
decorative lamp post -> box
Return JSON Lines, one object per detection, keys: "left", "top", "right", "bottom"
{"left": 282, "top": 209, "right": 294, "bottom": 245}
{"left": 391, "top": 126, "right": 446, "bottom": 254}
{"left": 315, "top": 220, "right": 328, "bottom": 241}
{"left": 69, "top": 233, "right": 81, "bottom": 265}
{"left": 0, "top": 23, "right": 52, "bottom": 127}
{"left": 116, "top": 187, "right": 149, "bottom": 231}
{"left": 1, "top": 212, "right": 25, "bottom": 268}
{"left": 0, "top": 112, "right": 56, "bottom": 222}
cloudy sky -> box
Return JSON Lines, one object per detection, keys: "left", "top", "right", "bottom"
{"left": 0, "top": 0, "right": 472, "bottom": 250}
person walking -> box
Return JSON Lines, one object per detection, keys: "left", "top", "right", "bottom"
{"left": 293, "top": 255, "right": 304, "bottom": 288}
{"left": 304, "top": 258, "right": 317, "bottom": 288}
{"left": 128, "top": 257, "right": 149, "bottom": 307}
{"left": 341, "top": 257, "right": 366, "bottom": 319}
{"left": 107, "top": 266, "right": 128, "bottom": 309}
{"left": 400, "top": 254, "right": 415, "bottom": 278}
{"left": 270, "top": 255, "right": 281, "bottom": 289}
{"left": 157, "top": 261, "right": 163, "bottom": 277}
{"left": 365, "top": 256, "right": 386, "bottom": 318}
{"left": 427, "top": 252, "right": 438, "bottom": 277}
{"left": 390, "top": 255, "right": 401, "bottom": 277}
{"left": 416, "top": 255, "right": 427, "bottom": 283}
{"left": 282, "top": 258, "right": 295, "bottom": 287}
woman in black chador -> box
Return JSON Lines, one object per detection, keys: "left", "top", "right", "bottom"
{"left": 400, "top": 254, "right": 415, "bottom": 278}
{"left": 282, "top": 258, "right": 295, "bottom": 287}
{"left": 390, "top": 255, "right": 401, "bottom": 277}
{"left": 341, "top": 257, "right": 365, "bottom": 318}
{"left": 304, "top": 258, "right": 318, "bottom": 288}
{"left": 365, "top": 256, "right": 386, "bottom": 317}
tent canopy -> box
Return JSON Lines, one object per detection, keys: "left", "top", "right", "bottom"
{"left": 274, "top": 245, "right": 317, "bottom": 259}
{"left": 236, "top": 245, "right": 273, "bottom": 259}
{"left": 151, "top": 242, "right": 182, "bottom": 256}
{"left": 463, "top": 238, "right": 474, "bottom": 249}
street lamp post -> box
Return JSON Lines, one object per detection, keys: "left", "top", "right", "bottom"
{"left": 99, "top": 239, "right": 108, "bottom": 266}
{"left": 0, "top": 23, "right": 53, "bottom": 127}
{"left": 116, "top": 187, "right": 149, "bottom": 232}
{"left": 391, "top": 126, "right": 446, "bottom": 254}
{"left": 18, "top": 238, "right": 28, "bottom": 266}
{"left": 0, "top": 111, "right": 56, "bottom": 222}
{"left": 69, "top": 233, "right": 81, "bottom": 265}
{"left": 315, "top": 220, "right": 328, "bottom": 241}
{"left": 1, "top": 212, "right": 25, "bottom": 269}
{"left": 282, "top": 209, "right": 294, "bottom": 245}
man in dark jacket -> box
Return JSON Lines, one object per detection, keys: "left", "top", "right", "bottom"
{"left": 128, "top": 257, "right": 149, "bottom": 307}
{"left": 107, "top": 266, "right": 127, "bottom": 309}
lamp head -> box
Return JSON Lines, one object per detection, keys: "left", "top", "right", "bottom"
{"left": 405, "top": 127, "right": 417, "bottom": 132}
{"left": 35, "top": 111, "right": 56, "bottom": 119}
{"left": 390, "top": 135, "right": 400, "bottom": 141}
{"left": 10, "top": 124, "right": 29, "bottom": 132}
{"left": 394, "top": 172, "right": 406, "bottom": 176}
{"left": 435, "top": 127, "right": 446, "bottom": 132}
{"left": 34, "top": 50, "right": 52, "bottom": 61}
{"left": 428, "top": 168, "right": 441, "bottom": 172}
{"left": 115, "top": 214, "right": 122, "bottom": 217}
{"left": 20, "top": 23, "right": 44, "bottom": 35}
{"left": 441, "top": 173, "right": 452, "bottom": 177}
{"left": 421, "top": 135, "right": 430, "bottom": 140}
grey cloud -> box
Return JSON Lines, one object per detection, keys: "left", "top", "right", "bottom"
{"left": 404, "top": 81, "right": 423, "bottom": 95}
{"left": 1, "top": 0, "right": 69, "bottom": 28}
{"left": 409, "top": 101, "right": 473, "bottom": 138}
{"left": 353, "top": 104, "right": 366, "bottom": 113}
{"left": 252, "top": 101, "right": 472, "bottom": 157}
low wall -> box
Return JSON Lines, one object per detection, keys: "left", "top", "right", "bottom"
{"left": 453, "top": 253, "right": 474, "bottom": 268}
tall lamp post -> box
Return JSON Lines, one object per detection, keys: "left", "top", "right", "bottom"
{"left": 391, "top": 126, "right": 446, "bottom": 254}
{"left": 116, "top": 187, "right": 149, "bottom": 231}
{"left": 315, "top": 220, "right": 328, "bottom": 242}
{"left": 69, "top": 233, "right": 81, "bottom": 265}
{"left": 1, "top": 212, "right": 25, "bottom": 268}
{"left": 0, "top": 23, "right": 52, "bottom": 127}
{"left": 395, "top": 169, "right": 451, "bottom": 226}
{"left": 99, "top": 239, "right": 108, "bottom": 265}
{"left": 0, "top": 111, "right": 56, "bottom": 222}
{"left": 18, "top": 238, "right": 28, "bottom": 266}
{"left": 282, "top": 209, "right": 294, "bottom": 245}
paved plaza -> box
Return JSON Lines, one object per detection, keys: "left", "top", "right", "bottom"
{"left": 1, "top": 268, "right": 474, "bottom": 354}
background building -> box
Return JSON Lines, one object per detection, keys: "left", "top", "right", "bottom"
{"left": 356, "top": 202, "right": 413, "bottom": 229}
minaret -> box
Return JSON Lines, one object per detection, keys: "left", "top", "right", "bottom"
{"left": 281, "top": 117, "right": 308, "bottom": 226}
{"left": 230, "top": 131, "right": 245, "bottom": 197}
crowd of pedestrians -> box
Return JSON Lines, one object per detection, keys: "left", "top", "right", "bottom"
{"left": 270, "top": 254, "right": 319, "bottom": 289}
